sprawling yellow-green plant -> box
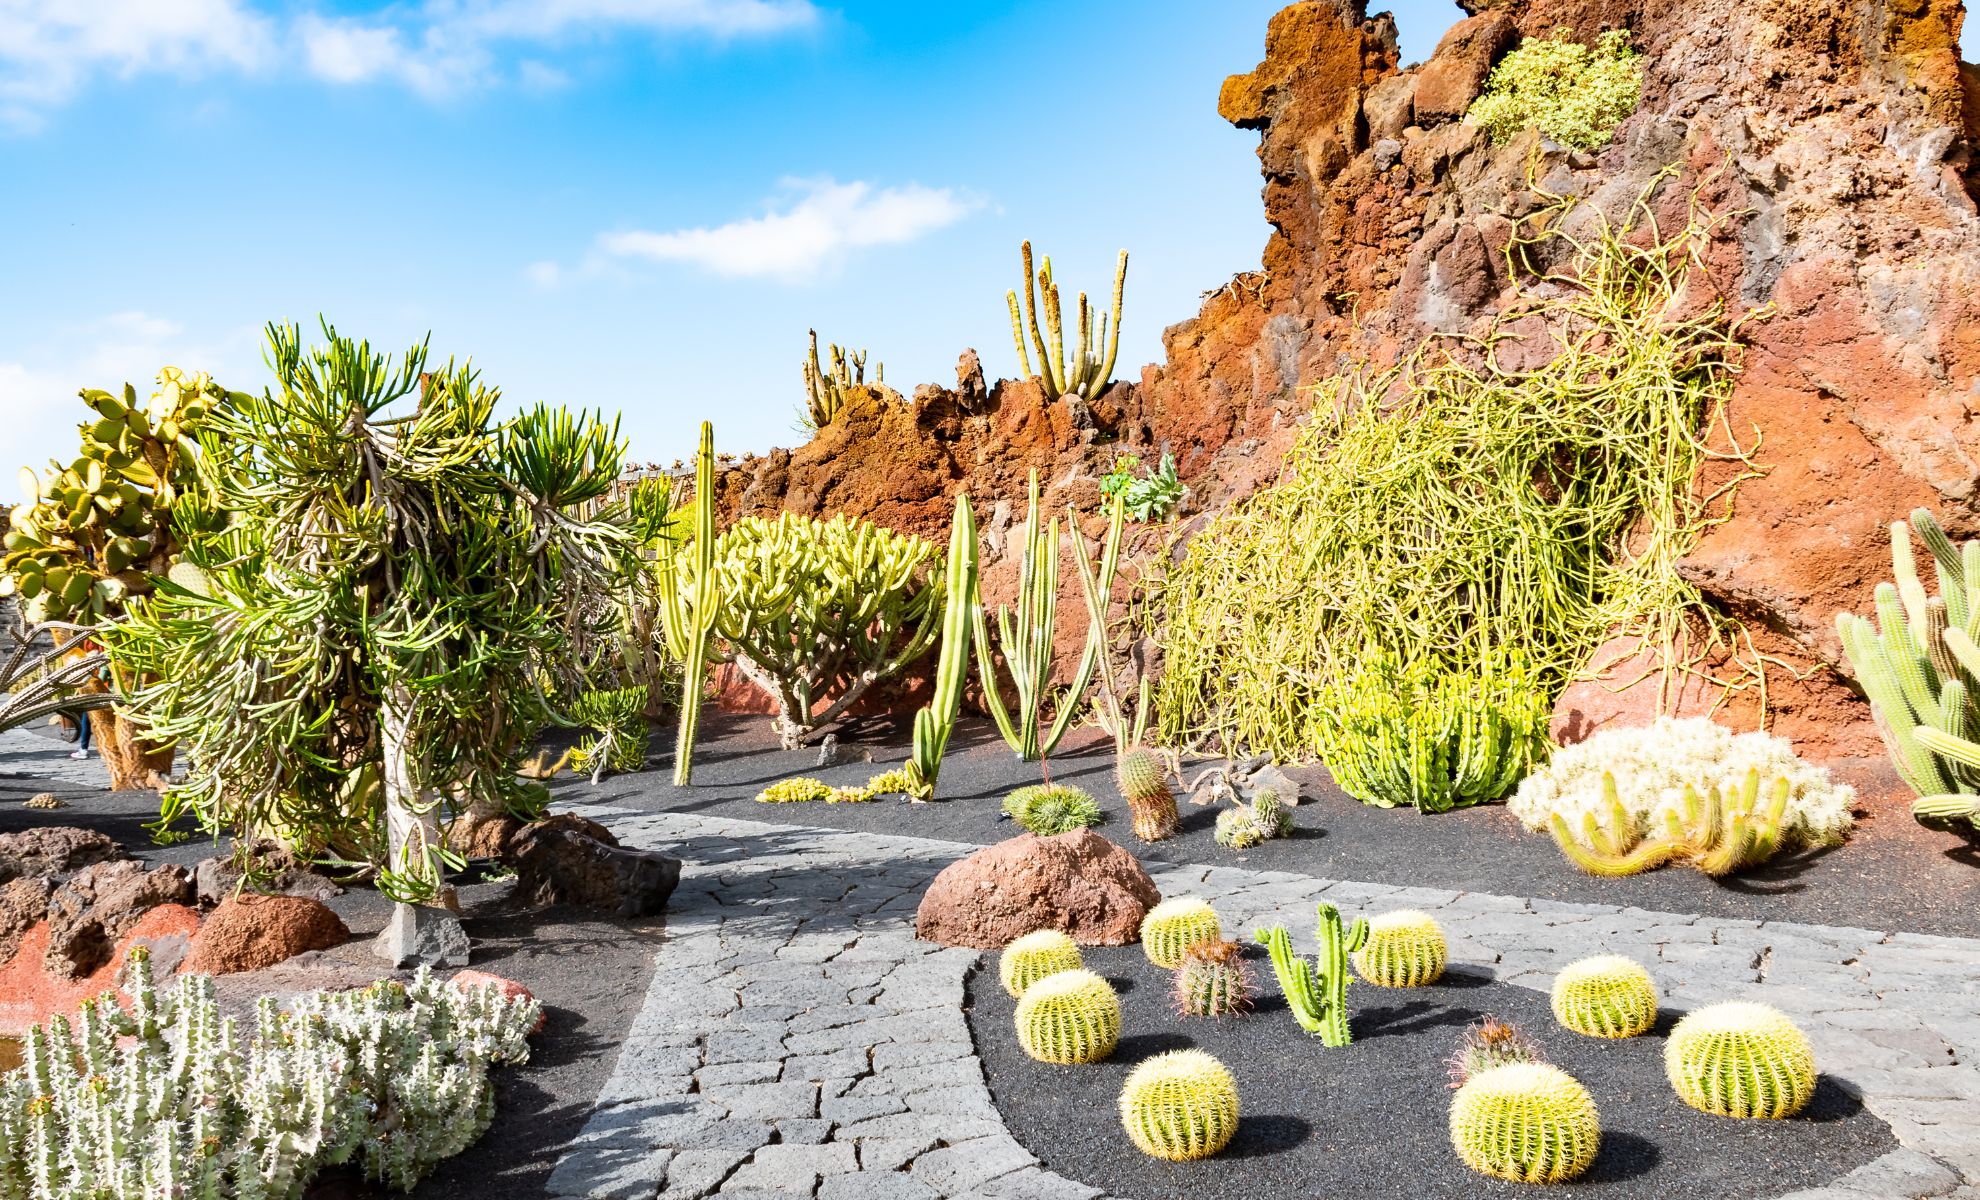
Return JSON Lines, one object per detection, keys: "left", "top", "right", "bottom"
{"left": 1154, "top": 177, "right": 1756, "bottom": 780}
{"left": 1467, "top": 29, "right": 1643, "bottom": 151}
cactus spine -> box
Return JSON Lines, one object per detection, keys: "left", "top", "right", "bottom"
{"left": 1254, "top": 902, "right": 1369, "bottom": 1047}
{"left": 1666, "top": 1002, "right": 1817, "bottom": 1119}
{"left": 1450, "top": 1063, "right": 1601, "bottom": 1184}
{"left": 657, "top": 422, "right": 721, "bottom": 786}
{"left": 1117, "top": 747, "right": 1179, "bottom": 842}
{"left": 1174, "top": 939, "right": 1252, "bottom": 1017}
{"left": 1006, "top": 241, "right": 1128, "bottom": 402}
{"left": 1551, "top": 955, "right": 1658, "bottom": 1039}
{"left": 904, "top": 493, "right": 977, "bottom": 800}
{"left": 1140, "top": 897, "right": 1222, "bottom": 968}
{"left": 1014, "top": 969, "right": 1120, "bottom": 1064}
{"left": 1117, "top": 1049, "right": 1239, "bottom": 1161}
{"left": 1351, "top": 910, "right": 1447, "bottom": 988}
{"left": 999, "top": 930, "right": 1084, "bottom": 998}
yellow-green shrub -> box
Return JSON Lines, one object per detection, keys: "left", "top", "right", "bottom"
{"left": 1466, "top": 29, "right": 1643, "bottom": 151}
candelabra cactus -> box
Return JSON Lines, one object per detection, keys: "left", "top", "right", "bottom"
{"left": 801, "top": 329, "right": 883, "bottom": 430}
{"left": 656, "top": 422, "right": 722, "bottom": 786}
{"left": 1450, "top": 1063, "right": 1602, "bottom": 1184}
{"left": 1351, "top": 909, "right": 1447, "bottom": 988}
{"left": 1254, "top": 901, "right": 1369, "bottom": 1047}
{"left": 1174, "top": 939, "right": 1252, "bottom": 1017}
{"left": 1014, "top": 968, "right": 1120, "bottom": 1064}
{"left": 1550, "top": 767, "right": 1792, "bottom": 877}
{"left": 999, "top": 929, "right": 1084, "bottom": 997}
{"left": 1117, "top": 747, "right": 1180, "bottom": 842}
{"left": 1551, "top": 955, "right": 1659, "bottom": 1038}
{"left": 1140, "top": 897, "right": 1223, "bottom": 968}
{"left": 1004, "top": 783, "right": 1103, "bottom": 835}
{"left": 1666, "top": 1002, "right": 1818, "bottom": 1119}
{"left": 903, "top": 493, "right": 977, "bottom": 800}
{"left": 567, "top": 685, "right": 649, "bottom": 782}
{"left": 1117, "top": 1049, "right": 1240, "bottom": 1161}
{"left": 1006, "top": 240, "right": 1128, "bottom": 402}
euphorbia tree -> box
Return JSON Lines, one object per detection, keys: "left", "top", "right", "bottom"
{"left": 102, "top": 321, "right": 629, "bottom": 901}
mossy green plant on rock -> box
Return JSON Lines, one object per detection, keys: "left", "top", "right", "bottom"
{"left": 1450, "top": 1062, "right": 1602, "bottom": 1184}
{"left": 1141, "top": 897, "right": 1222, "bottom": 968}
{"left": 1014, "top": 968, "right": 1120, "bottom": 1064}
{"left": 1118, "top": 1049, "right": 1240, "bottom": 1161}
{"left": 1666, "top": 1002, "right": 1817, "bottom": 1119}
{"left": 1467, "top": 29, "right": 1643, "bottom": 151}
{"left": 999, "top": 930, "right": 1084, "bottom": 998}
{"left": 1351, "top": 910, "right": 1447, "bottom": 988}
{"left": 1552, "top": 955, "right": 1658, "bottom": 1038}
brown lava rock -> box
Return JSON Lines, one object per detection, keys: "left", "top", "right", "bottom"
{"left": 185, "top": 894, "right": 350, "bottom": 975}
{"left": 0, "top": 827, "right": 128, "bottom": 883}
{"left": 914, "top": 828, "right": 1161, "bottom": 949}
{"left": 0, "top": 878, "right": 53, "bottom": 966}
{"left": 509, "top": 812, "right": 681, "bottom": 918}
{"left": 44, "top": 860, "right": 193, "bottom": 978}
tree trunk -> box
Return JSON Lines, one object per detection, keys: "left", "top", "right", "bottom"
{"left": 380, "top": 687, "right": 455, "bottom": 909}
{"left": 85, "top": 703, "right": 174, "bottom": 793}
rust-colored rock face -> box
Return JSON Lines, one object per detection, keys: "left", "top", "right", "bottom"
{"left": 184, "top": 894, "right": 350, "bottom": 976}
{"left": 914, "top": 829, "right": 1161, "bottom": 949}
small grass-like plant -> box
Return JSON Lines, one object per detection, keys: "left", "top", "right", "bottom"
{"left": 1003, "top": 783, "right": 1103, "bottom": 835}
{"left": 1351, "top": 909, "right": 1447, "bottom": 988}
{"left": 1450, "top": 1062, "right": 1602, "bottom": 1184}
{"left": 1118, "top": 1049, "right": 1240, "bottom": 1161}
{"left": 999, "top": 930, "right": 1084, "bottom": 998}
{"left": 1014, "top": 968, "right": 1120, "bottom": 1064}
{"left": 1141, "top": 897, "right": 1223, "bottom": 968}
{"left": 1666, "top": 1002, "right": 1817, "bottom": 1118}
{"left": 1552, "top": 955, "right": 1659, "bottom": 1038}
{"left": 1466, "top": 29, "right": 1643, "bottom": 151}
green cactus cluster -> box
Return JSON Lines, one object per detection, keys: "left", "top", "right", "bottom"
{"left": 1117, "top": 1049, "right": 1239, "bottom": 1161}
{"left": 1140, "top": 897, "right": 1222, "bottom": 969}
{"left": 1174, "top": 939, "right": 1252, "bottom": 1017}
{"left": 1255, "top": 902, "right": 1368, "bottom": 1047}
{"left": 1351, "top": 910, "right": 1447, "bottom": 988}
{"left": 857, "top": 767, "right": 915, "bottom": 800}
{"left": 1117, "top": 748, "right": 1179, "bottom": 842}
{"left": 756, "top": 777, "right": 834, "bottom": 804}
{"left": 1006, "top": 240, "right": 1128, "bottom": 403}
{"left": 1003, "top": 783, "right": 1103, "bottom": 835}
{"left": 800, "top": 330, "right": 884, "bottom": 430}
{"left": 1836, "top": 509, "right": 1980, "bottom": 830}
{"left": 3, "top": 369, "right": 235, "bottom": 623}
{"left": 1215, "top": 787, "right": 1293, "bottom": 849}
{"left": 1449, "top": 1063, "right": 1602, "bottom": 1184}
{"left": 1014, "top": 968, "right": 1120, "bottom": 1064}
{"left": 567, "top": 685, "right": 649, "bottom": 782}
{"left": 1665, "top": 1002, "right": 1817, "bottom": 1119}
{"left": 1551, "top": 955, "right": 1658, "bottom": 1039}
{"left": 1550, "top": 767, "right": 1793, "bottom": 877}
{"left": 999, "top": 930, "right": 1084, "bottom": 998}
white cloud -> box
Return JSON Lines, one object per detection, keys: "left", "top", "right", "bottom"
{"left": 597, "top": 178, "right": 978, "bottom": 283}
{"left": 0, "top": 0, "right": 275, "bottom": 129}
{"left": 296, "top": 13, "right": 486, "bottom": 97}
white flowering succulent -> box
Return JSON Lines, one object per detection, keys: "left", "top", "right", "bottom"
{"left": 0, "top": 947, "right": 539, "bottom": 1199}
{"left": 1508, "top": 718, "right": 1855, "bottom": 849}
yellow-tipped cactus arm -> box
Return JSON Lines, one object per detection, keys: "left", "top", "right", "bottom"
{"left": 904, "top": 493, "right": 978, "bottom": 800}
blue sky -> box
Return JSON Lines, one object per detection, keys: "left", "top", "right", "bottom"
{"left": 3, "top": 0, "right": 1491, "bottom": 477}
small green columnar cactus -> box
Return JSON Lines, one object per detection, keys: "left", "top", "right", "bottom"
{"left": 1014, "top": 968, "right": 1120, "bottom": 1064}
{"left": 1006, "top": 240, "right": 1129, "bottom": 403}
{"left": 1174, "top": 939, "right": 1252, "bottom": 1017}
{"left": 903, "top": 493, "right": 977, "bottom": 800}
{"left": 1254, "top": 902, "right": 1368, "bottom": 1047}
{"left": 1215, "top": 806, "right": 1266, "bottom": 849}
{"left": 1250, "top": 787, "right": 1295, "bottom": 837}
{"left": 1552, "top": 955, "right": 1659, "bottom": 1038}
{"left": 1666, "top": 1002, "right": 1817, "bottom": 1119}
{"left": 1118, "top": 747, "right": 1179, "bottom": 842}
{"left": 1004, "top": 783, "right": 1103, "bottom": 835}
{"left": 1118, "top": 1049, "right": 1239, "bottom": 1161}
{"left": 1140, "top": 897, "right": 1222, "bottom": 968}
{"left": 1450, "top": 1063, "right": 1602, "bottom": 1184}
{"left": 1550, "top": 767, "right": 1794, "bottom": 877}
{"left": 1351, "top": 910, "right": 1447, "bottom": 988}
{"left": 999, "top": 930, "right": 1083, "bottom": 998}
{"left": 800, "top": 329, "right": 883, "bottom": 430}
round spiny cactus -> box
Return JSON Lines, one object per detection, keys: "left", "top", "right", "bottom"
{"left": 1014, "top": 968, "right": 1120, "bottom": 1064}
{"left": 1003, "top": 784, "right": 1103, "bottom": 835}
{"left": 1666, "top": 1001, "right": 1817, "bottom": 1119}
{"left": 1118, "top": 1049, "right": 1240, "bottom": 1161}
{"left": 1117, "top": 749, "right": 1178, "bottom": 842}
{"left": 756, "top": 777, "right": 832, "bottom": 804}
{"left": 1251, "top": 787, "right": 1294, "bottom": 837}
{"left": 1140, "top": 897, "right": 1222, "bottom": 968}
{"left": 1450, "top": 1063, "right": 1601, "bottom": 1184}
{"left": 999, "top": 930, "right": 1083, "bottom": 998}
{"left": 1552, "top": 955, "right": 1658, "bottom": 1039}
{"left": 1174, "top": 939, "right": 1252, "bottom": 1017}
{"left": 1214, "top": 807, "right": 1265, "bottom": 849}
{"left": 1351, "top": 909, "right": 1446, "bottom": 987}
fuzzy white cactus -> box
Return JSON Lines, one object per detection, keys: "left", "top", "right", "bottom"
{"left": 0, "top": 947, "right": 539, "bottom": 1199}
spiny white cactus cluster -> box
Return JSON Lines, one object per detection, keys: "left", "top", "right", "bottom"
{"left": 0, "top": 947, "right": 539, "bottom": 1199}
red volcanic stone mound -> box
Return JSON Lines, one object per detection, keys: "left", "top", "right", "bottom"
{"left": 915, "top": 829, "right": 1161, "bottom": 949}
{"left": 0, "top": 904, "right": 200, "bottom": 1035}
{"left": 452, "top": 969, "right": 546, "bottom": 1034}
{"left": 184, "top": 894, "right": 350, "bottom": 976}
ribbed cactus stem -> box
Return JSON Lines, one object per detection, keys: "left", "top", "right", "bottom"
{"left": 1255, "top": 902, "right": 1367, "bottom": 1047}
{"left": 905, "top": 493, "right": 977, "bottom": 800}
{"left": 668, "top": 422, "right": 720, "bottom": 786}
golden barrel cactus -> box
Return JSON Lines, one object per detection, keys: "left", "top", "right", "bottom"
{"left": 1014, "top": 969, "right": 1119, "bottom": 1064}
{"left": 1666, "top": 1002, "right": 1817, "bottom": 1118}
{"left": 1118, "top": 1049, "right": 1239, "bottom": 1161}
{"left": 1552, "top": 955, "right": 1658, "bottom": 1038}
{"left": 1450, "top": 1063, "right": 1601, "bottom": 1184}
{"left": 1351, "top": 909, "right": 1446, "bottom": 987}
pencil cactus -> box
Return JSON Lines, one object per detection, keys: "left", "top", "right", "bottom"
{"left": 1174, "top": 939, "right": 1252, "bottom": 1017}
{"left": 1552, "top": 955, "right": 1658, "bottom": 1038}
{"left": 1450, "top": 1063, "right": 1601, "bottom": 1184}
{"left": 1006, "top": 240, "right": 1128, "bottom": 403}
{"left": 1014, "top": 968, "right": 1120, "bottom": 1064}
{"left": 999, "top": 929, "right": 1083, "bottom": 998}
{"left": 903, "top": 493, "right": 977, "bottom": 800}
{"left": 1117, "top": 1049, "right": 1239, "bottom": 1161}
{"left": 1666, "top": 1002, "right": 1817, "bottom": 1119}
{"left": 1118, "top": 747, "right": 1179, "bottom": 842}
{"left": 567, "top": 684, "right": 649, "bottom": 782}
{"left": 1141, "top": 897, "right": 1222, "bottom": 968}
{"left": 1254, "top": 901, "right": 1369, "bottom": 1047}
{"left": 1351, "top": 909, "right": 1447, "bottom": 988}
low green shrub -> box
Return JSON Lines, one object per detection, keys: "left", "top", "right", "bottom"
{"left": 1466, "top": 29, "right": 1642, "bottom": 151}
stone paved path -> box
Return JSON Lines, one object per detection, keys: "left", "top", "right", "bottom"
{"left": 545, "top": 806, "right": 1980, "bottom": 1200}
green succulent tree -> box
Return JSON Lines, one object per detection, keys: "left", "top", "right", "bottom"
{"left": 100, "top": 321, "right": 630, "bottom": 903}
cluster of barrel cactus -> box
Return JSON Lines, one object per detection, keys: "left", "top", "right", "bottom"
{"left": 1255, "top": 902, "right": 1368, "bottom": 1047}
{"left": 1117, "top": 1049, "right": 1240, "bottom": 1161}
{"left": 2, "top": 369, "right": 233, "bottom": 622}
{"left": 1550, "top": 767, "right": 1793, "bottom": 877}
{"left": 1174, "top": 939, "right": 1252, "bottom": 1017}
{"left": 1004, "top": 783, "right": 1103, "bottom": 835}
{"left": 0, "top": 949, "right": 538, "bottom": 1199}
{"left": 1666, "top": 1002, "right": 1817, "bottom": 1119}
{"left": 1014, "top": 968, "right": 1121, "bottom": 1064}
{"left": 1117, "top": 748, "right": 1179, "bottom": 842}
{"left": 1449, "top": 1062, "right": 1602, "bottom": 1184}
{"left": 1551, "top": 955, "right": 1659, "bottom": 1038}
{"left": 1350, "top": 909, "right": 1447, "bottom": 988}
{"left": 1213, "top": 785, "right": 1295, "bottom": 850}
{"left": 1140, "top": 897, "right": 1222, "bottom": 968}
{"left": 999, "top": 930, "right": 1084, "bottom": 998}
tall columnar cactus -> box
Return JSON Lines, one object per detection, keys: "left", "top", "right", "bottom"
{"left": 1068, "top": 493, "right": 1141, "bottom": 755}
{"left": 1140, "top": 897, "right": 1222, "bottom": 968}
{"left": 1666, "top": 1002, "right": 1818, "bottom": 1119}
{"left": 1450, "top": 1063, "right": 1602, "bottom": 1184}
{"left": 1006, "top": 241, "right": 1128, "bottom": 402}
{"left": 1254, "top": 902, "right": 1369, "bottom": 1047}
{"left": 656, "top": 422, "right": 722, "bottom": 786}
{"left": 999, "top": 930, "right": 1084, "bottom": 998}
{"left": 1118, "top": 1049, "right": 1240, "bottom": 1161}
{"left": 1550, "top": 767, "right": 1793, "bottom": 877}
{"left": 1014, "top": 968, "right": 1120, "bottom": 1064}
{"left": 1174, "top": 939, "right": 1253, "bottom": 1017}
{"left": 904, "top": 493, "right": 977, "bottom": 800}
{"left": 1837, "top": 509, "right": 1980, "bottom": 829}
{"left": 801, "top": 329, "right": 883, "bottom": 430}
{"left": 1351, "top": 910, "right": 1447, "bottom": 988}
{"left": 1551, "top": 955, "right": 1659, "bottom": 1039}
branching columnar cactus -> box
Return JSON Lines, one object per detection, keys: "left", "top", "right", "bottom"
{"left": 1117, "top": 748, "right": 1180, "bottom": 842}
{"left": 1014, "top": 968, "right": 1120, "bottom": 1064}
{"left": 1551, "top": 955, "right": 1659, "bottom": 1038}
{"left": 1117, "top": 1049, "right": 1239, "bottom": 1161}
{"left": 1837, "top": 509, "right": 1980, "bottom": 830}
{"left": 903, "top": 493, "right": 978, "bottom": 800}
{"left": 567, "top": 685, "right": 649, "bottom": 783}
{"left": 1006, "top": 240, "right": 1128, "bottom": 403}
{"left": 1351, "top": 910, "right": 1447, "bottom": 988}
{"left": 1141, "top": 897, "right": 1223, "bottom": 968}
{"left": 1174, "top": 939, "right": 1252, "bottom": 1017}
{"left": 655, "top": 422, "right": 722, "bottom": 786}
{"left": 1450, "top": 1063, "right": 1602, "bottom": 1184}
{"left": 1254, "top": 902, "right": 1369, "bottom": 1047}
{"left": 801, "top": 330, "right": 883, "bottom": 430}
{"left": 1004, "top": 783, "right": 1103, "bottom": 835}
{"left": 1550, "top": 767, "right": 1793, "bottom": 877}
{"left": 756, "top": 777, "right": 833, "bottom": 804}
{"left": 1000, "top": 930, "right": 1084, "bottom": 998}
{"left": 1665, "top": 1002, "right": 1818, "bottom": 1119}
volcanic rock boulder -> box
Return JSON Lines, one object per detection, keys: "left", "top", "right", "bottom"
{"left": 509, "top": 813, "right": 681, "bottom": 919}
{"left": 0, "top": 827, "right": 128, "bottom": 883}
{"left": 191, "top": 843, "right": 342, "bottom": 908}
{"left": 915, "top": 828, "right": 1161, "bottom": 949}
{"left": 44, "top": 860, "right": 193, "bottom": 978}
{"left": 184, "top": 894, "right": 350, "bottom": 975}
